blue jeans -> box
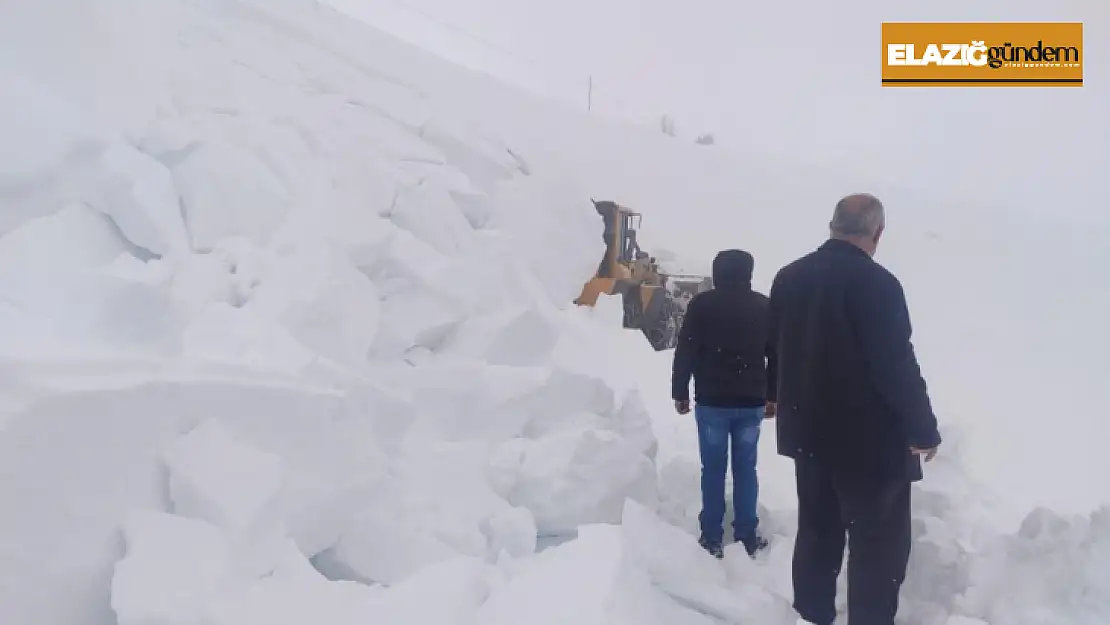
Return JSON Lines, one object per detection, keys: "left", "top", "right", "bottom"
{"left": 695, "top": 404, "right": 763, "bottom": 544}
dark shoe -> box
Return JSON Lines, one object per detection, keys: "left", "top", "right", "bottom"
{"left": 698, "top": 534, "right": 724, "bottom": 559}
{"left": 737, "top": 533, "right": 769, "bottom": 557}
{"left": 793, "top": 601, "right": 835, "bottom": 625}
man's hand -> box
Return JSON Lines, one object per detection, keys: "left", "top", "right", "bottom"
{"left": 674, "top": 400, "right": 691, "bottom": 415}
{"left": 764, "top": 401, "right": 777, "bottom": 418}
{"left": 910, "top": 446, "right": 938, "bottom": 462}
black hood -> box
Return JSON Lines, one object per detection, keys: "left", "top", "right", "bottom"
{"left": 712, "top": 249, "right": 754, "bottom": 289}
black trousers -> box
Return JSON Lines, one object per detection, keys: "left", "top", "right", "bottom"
{"left": 792, "top": 457, "right": 912, "bottom": 625}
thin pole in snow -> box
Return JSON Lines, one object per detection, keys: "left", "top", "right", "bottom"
{"left": 588, "top": 75, "right": 593, "bottom": 112}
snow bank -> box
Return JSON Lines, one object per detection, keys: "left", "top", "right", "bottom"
{"left": 489, "top": 428, "right": 658, "bottom": 536}
{"left": 0, "top": 71, "right": 189, "bottom": 258}
{"left": 112, "top": 508, "right": 497, "bottom": 625}
{"left": 111, "top": 510, "right": 312, "bottom": 625}
{"left": 0, "top": 378, "right": 359, "bottom": 625}
{"left": 475, "top": 500, "right": 792, "bottom": 625}
{"left": 474, "top": 489, "right": 1110, "bottom": 625}
{"left": 954, "top": 507, "right": 1110, "bottom": 624}
{"left": 320, "top": 440, "right": 535, "bottom": 585}
{"left": 0, "top": 1, "right": 651, "bottom": 621}
{"left": 0, "top": 0, "right": 601, "bottom": 367}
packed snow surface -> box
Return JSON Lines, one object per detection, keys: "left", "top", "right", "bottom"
{"left": 0, "top": 0, "right": 1107, "bottom": 624}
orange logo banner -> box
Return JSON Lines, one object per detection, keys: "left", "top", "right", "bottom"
{"left": 881, "top": 22, "right": 1083, "bottom": 87}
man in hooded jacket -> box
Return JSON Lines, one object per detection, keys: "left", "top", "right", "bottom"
{"left": 672, "top": 249, "right": 777, "bottom": 558}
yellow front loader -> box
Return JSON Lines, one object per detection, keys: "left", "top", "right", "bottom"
{"left": 573, "top": 200, "right": 710, "bottom": 351}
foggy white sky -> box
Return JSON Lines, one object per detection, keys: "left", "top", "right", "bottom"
{"left": 328, "top": 0, "right": 1109, "bottom": 227}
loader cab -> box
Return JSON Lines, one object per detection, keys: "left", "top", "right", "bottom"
{"left": 619, "top": 212, "right": 643, "bottom": 264}
{"left": 610, "top": 207, "right": 641, "bottom": 266}
{"left": 594, "top": 200, "right": 642, "bottom": 278}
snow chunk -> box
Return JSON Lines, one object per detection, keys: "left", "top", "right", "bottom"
{"left": 496, "top": 369, "right": 615, "bottom": 440}
{"left": 409, "top": 383, "right": 502, "bottom": 442}
{"left": 365, "top": 237, "right": 466, "bottom": 359}
{"left": 475, "top": 509, "right": 726, "bottom": 625}
{"left": 483, "top": 504, "right": 539, "bottom": 558}
{"left": 481, "top": 173, "right": 600, "bottom": 304}
{"left": 75, "top": 256, "right": 185, "bottom": 356}
{"left": 321, "top": 498, "right": 461, "bottom": 586}
{"left": 955, "top": 506, "right": 1110, "bottom": 624}
{"left": 0, "top": 203, "right": 129, "bottom": 276}
{"left": 92, "top": 143, "right": 190, "bottom": 258}
{"left": 368, "top": 556, "right": 493, "bottom": 624}
{"left": 620, "top": 500, "right": 791, "bottom": 622}
{"left": 485, "top": 308, "right": 560, "bottom": 367}
{"left": 193, "top": 390, "right": 391, "bottom": 559}
{"left": 169, "top": 251, "right": 241, "bottom": 316}
{"left": 0, "top": 74, "right": 188, "bottom": 259}
{"left": 111, "top": 509, "right": 382, "bottom": 625}
{"left": 485, "top": 368, "right": 658, "bottom": 461}
{"left": 612, "top": 389, "right": 659, "bottom": 462}
{"left": 163, "top": 419, "right": 284, "bottom": 531}
{"left": 0, "top": 204, "right": 139, "bottom": 356}
{"left": 325, "top": 441, "right": 535, "bottom": 585}
{"left": 474, "top": 524, "right": 626, "bottom": 625}
{"left": 489, "top": 429, "right": 658, "bottom": 536}
{"left": 418, "top": 119, "right": 519, "bottom": 193}
{"left": 0, "top": 75, "right": 97, "bottom": 181}
{"left": 182, "top": 303, "right": 318, "bottom": 374}
{"left": 176, "top": 238, "right": 381, "bottom": 372}
{"left": 172, "top": 139, "right": 291, "bottom": 252}
{"left": 111, "top": 510, "right": 231, "bottom": 625}
{"left": 340, "top": 381, "right": 418, "bottom": 453}
{"left": 278, "top": 259, "right": 380, "bottom": 369}
{"left": 388, "top": 173, "right": 477, "bottom": 255}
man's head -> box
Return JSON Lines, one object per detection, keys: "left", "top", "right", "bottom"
{"left": 829, "top": 193, "right": 885, "bottom": 256}
{"left": 711, "top": 249, "right": 754, "bottom": 289}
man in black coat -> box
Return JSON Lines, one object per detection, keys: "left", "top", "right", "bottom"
{"left": 768, "top": 193, "right": 941, "bottom": 625}
{"left": 672, "top": 249, "right": 777, "bottom": 558}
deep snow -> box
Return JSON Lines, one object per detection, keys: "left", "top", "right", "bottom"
{"left": 0, "top": 0, "right": 1107, "bottom": 624}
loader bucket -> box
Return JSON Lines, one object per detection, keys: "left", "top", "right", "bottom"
{"left": 638, "top": 285, "right": 680, "bottom": 351}
{"left": 575, "top": 277, "right": 617, "bottom": 307}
